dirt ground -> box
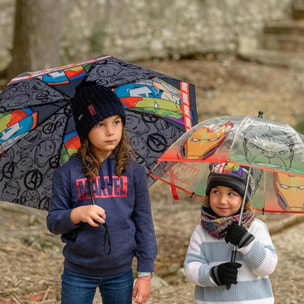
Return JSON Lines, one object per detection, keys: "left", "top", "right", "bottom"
{"left": 1, "top": 55, "right": 304, "bottom": 303}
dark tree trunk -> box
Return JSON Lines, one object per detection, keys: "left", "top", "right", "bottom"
{"left": 8, "top": 0, "right": 61, "bottom": 79}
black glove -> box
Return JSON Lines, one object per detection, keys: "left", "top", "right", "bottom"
{"left": 210, "top": 262, "right": 242, "bottom": 286}
{"left": 225, "top": 222, "right": 255, "bottom": 248}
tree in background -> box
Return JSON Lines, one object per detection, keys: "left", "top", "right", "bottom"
{"left": 8, "top": 0, "right": 61, "bottom": 79}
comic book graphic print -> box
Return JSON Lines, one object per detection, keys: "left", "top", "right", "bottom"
{"left": 150, "top": 116, "right": 304, "bottom": 213}
{"left": 0, "top": 55, "right": 197, "bottom": 209}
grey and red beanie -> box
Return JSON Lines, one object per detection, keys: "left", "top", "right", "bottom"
{"left": 205, "top": 162, "right": 252, "bottom": 202}
{"left": 71, "top": 81, "right": 126, "bottom": 141}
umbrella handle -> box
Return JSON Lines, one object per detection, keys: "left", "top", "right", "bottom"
{"left": 226, "top": 248, "right": 237, "bottom": 290}
{"left": 226, "top": 167, "right": 251, "bottom": 289}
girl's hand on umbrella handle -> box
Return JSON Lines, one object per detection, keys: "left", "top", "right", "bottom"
{"left": 225, "top": 222, "right": 254, "bottom": 248}
{"left": 71, "top": 205, "right": 106, "bottom": 227}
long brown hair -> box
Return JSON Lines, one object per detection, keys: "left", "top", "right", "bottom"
{"left": 76, "top": 128, "right": 135, "bottom": 179}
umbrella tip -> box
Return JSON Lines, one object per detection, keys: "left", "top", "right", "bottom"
{"left": 258, "top": 111, "right": 263, "bottom": 118}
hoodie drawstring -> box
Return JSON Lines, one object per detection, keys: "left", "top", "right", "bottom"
{"left": 87, "top": 177, "right": 111, "bottom": 255}
{"left": 99, "top": 158, "right": 113, "bottom": 189}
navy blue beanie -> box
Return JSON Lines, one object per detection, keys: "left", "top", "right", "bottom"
{"left": 71, "top": 81, "right": 126, "bottom": 141}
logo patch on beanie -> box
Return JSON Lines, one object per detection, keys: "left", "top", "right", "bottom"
{"left": 88, "top": 104, "right": 97, "bottom": 116}
{"left": 211, "top": 162, "right": 244, "bottom": 177}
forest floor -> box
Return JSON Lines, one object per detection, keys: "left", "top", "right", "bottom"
{"left": 1, "top": 55, "right": 304, "bottom": 303}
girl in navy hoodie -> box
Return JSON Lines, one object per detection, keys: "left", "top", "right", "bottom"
{"left": 47, "top": 81, "right": 157, "bottom": 304}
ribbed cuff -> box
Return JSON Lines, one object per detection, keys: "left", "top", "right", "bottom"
{"left": 210, "top": 266, "right": 221, "bottom": 286}
{"left": 138, "top": 272, "right": 153, "bottom": 278}
{"left": 239, "top": 232, "right": 255, "bottom": 248}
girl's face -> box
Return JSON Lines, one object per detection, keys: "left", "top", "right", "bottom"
{"left": 88, "top": 115, "right": 123, "bottom": 161}
{"left": 209, "top": 185, "right": 243, "bottom": 217}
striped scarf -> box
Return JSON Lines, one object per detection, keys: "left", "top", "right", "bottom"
{"left": 201, "top": 207, "right": 255, "bottom": 239}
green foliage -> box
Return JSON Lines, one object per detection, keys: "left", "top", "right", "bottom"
{"left": 89, "top": 22, "right": 106, "bottom": 54}
{"left": 178, "top": 74, "right": 191, "bottom": 82}
{"left": 295, "top": 119, "right": 304, "bottom": 134}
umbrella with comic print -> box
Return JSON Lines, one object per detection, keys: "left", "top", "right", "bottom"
{"left": 150, "top": 114, "right": 304, "bottom": 214}
{"left": 0, "top": 55, "right": 198, "bottom": 210}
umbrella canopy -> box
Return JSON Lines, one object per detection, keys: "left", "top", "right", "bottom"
{"left": 0, "top": 55, "right": 198, "bottom": 210}
{"left": 150, "top": 115, "right": 304, "bottom": 213}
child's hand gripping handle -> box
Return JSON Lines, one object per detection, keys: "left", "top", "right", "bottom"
{"left": 225, "top": 222, "right": 254, "bottom": 289}
{"left": 210, "top": 261, "right": 241, "bottom": 288}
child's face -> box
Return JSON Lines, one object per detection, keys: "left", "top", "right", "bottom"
{"left": 88, "top": 115, "right": 123, "bottom": 160}
{"left": 209, "top": 185, "right": 243, "bottom": 217}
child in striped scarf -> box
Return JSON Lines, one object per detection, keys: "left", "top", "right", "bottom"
{"left": 184, "top": 162, "right": 277, "bottom": 304}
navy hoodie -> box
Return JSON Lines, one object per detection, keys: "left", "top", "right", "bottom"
{"left": 47, "top": 155, "right": 157, "bottom": 276}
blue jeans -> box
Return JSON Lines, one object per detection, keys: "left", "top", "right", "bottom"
{"left": 61, "top": 269, "right": 134, "bottom": 304}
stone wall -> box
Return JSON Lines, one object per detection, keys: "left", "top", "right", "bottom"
{"left": 0, "top": 0, "right": 292, "bottom": 69}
